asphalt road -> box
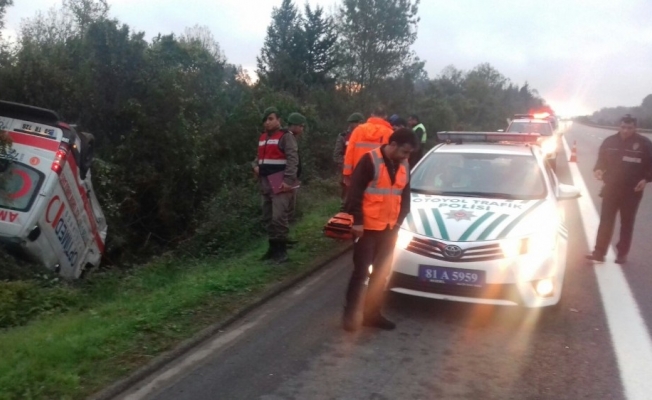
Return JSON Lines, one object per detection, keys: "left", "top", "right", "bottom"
{"left": 116, "top": 122, "right": 652, "bottom": 400}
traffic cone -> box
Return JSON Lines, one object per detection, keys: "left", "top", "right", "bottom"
{"left": 569, "top": 140, "right": 578, "bottom": 163}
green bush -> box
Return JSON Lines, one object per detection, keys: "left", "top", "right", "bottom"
{"left": 0, "top": 280, "right": 79, "bottom": 328}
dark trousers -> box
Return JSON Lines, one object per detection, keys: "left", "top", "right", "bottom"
{"left": 345, "top": 227, "right": 398, "bottom": 317}
{"left": 340, "top": 179, "right": 349, "bottom": 208}
{"left": 594, "top": 188, "right": 642, "bottom": 257}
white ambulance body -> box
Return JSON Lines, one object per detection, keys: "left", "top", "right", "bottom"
{"left": 0, "top": 101, "right": 107, "bottom": 279}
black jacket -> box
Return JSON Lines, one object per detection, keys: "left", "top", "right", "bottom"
{"left": 594, "top": 132, "right": 652, "bottom": 191}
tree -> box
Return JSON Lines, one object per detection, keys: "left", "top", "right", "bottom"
{"left": 256, "top": 0, "right": 304, "bottom": 95}
{"left": 63, "top": 0, "right": 109, "bottom": 35}
{"left": 301, "top": 4, "right": 338, "bottom": 88}
{"left": 0, "top": 0, "right": 12, "bottom": 32}
{"left": 336, "top": 0, "right": 420, "bottom": 102}
{"left": 180, "top": 24, "right": 225, "bottom": 62}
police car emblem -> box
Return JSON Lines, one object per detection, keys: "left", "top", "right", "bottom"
{"left": 445, "top": 210, "right": 476, "bottom": 221}
{"left": 443, "top": 245, "right": 463, "bottom": 259}
{"left": 633, "top": 142, "right": 640, "bottom": 151}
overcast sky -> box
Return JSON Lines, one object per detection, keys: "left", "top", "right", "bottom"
{"left": 3, "top": 0, "right": 652, "bottom": 116}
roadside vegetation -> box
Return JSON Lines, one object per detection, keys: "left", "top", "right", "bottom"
{"left": 582, "top": 94, "right": 652, "bottom": 129}
{"left": 0, "top": 0, "right": 554, "bottom": 398}
{"left": 0, "top": 181, "right": 347, "bottom": 399}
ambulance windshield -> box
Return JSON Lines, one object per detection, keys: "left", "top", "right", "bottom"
{"left": 0, "top": 162, "right": 45, "bottom": 212}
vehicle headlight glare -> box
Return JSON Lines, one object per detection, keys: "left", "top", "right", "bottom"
{"left": 535, "top": 278, "right": 554, "bottom": 297}
{"left": 529, "top": 231, "right": 556, "bottom": 257}
{"left": 500, "top": 238, "right": 527, "bottom": 258}
{"left": 541, "top": 138, "right": 557, "bottom": 155}
{"left": 396, "top": 229, "right": 413, "bottom": 250}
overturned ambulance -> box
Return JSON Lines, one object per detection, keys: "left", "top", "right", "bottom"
{"left": 0, "top": 100, "right": 107, "bottom": 279}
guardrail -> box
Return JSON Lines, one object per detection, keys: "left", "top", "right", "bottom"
{"left": 574, "top": 121, "right": 652, "bottom": 133}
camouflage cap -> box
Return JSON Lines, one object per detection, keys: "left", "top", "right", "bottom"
{"left": 287, "top": 112, "right": 307, "bottom": 126}
{"left": 262, "top": 107, "right": 280, "bottom": 123}
{"left": 347, "top": 112, "right": 365, "bottom": 123}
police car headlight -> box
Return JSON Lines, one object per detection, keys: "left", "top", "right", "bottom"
{"left": 500, "top": 238, "right": 528, "bottom": 258}
{"left": 528, "top": 231, "right": 556, "bottom": 258}
{"left": 541, "top": 139, "right": 557, "bottom": 155}
{"left": 396, "top": 229, "right": 413, "bottom": 250}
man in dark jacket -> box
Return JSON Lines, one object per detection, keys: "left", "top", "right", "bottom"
{"left": 342, "top": 128, "right": 416, "bottom": 332}
{"left": 586, "top": 114, "right": 652, "bottom": 264}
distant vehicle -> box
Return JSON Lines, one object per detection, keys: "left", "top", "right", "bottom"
{"left": 388, "top": 131, "right": 579, "bottom": 308}
{"left": 0, "top": 101, "right": 107, "bottom": 279}
{"left": 506, "top": 114, "right": 559, "bottom": 170}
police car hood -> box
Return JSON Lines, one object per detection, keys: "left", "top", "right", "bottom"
{"left": 402, "top": 193, "right": 556, "bottom": 242}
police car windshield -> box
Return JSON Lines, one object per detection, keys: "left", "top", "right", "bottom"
{"left": 507, "top": 121, "right": 552, "bottom": 136}
{"left": 411, "top": 153, "right": 547, "bottom": 200}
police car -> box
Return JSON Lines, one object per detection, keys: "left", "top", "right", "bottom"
{"left": 505, "top": 114, "right": 559, "bottom": 170}
{"left": 388, "top": 131, "right": 579, "bottom": 308}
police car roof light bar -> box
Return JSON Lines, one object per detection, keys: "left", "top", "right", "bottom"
{"left": 436, "top": 131, "right": 541, "bottom": 144}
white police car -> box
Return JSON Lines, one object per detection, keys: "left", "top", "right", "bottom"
{"left": 506, "top": 114, "right": 559, "bottom": 170}
{"left": 388, "top": 131, "right": 579, "bottom": 308}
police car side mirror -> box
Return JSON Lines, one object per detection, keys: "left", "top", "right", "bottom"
{"left": 557, "top": 183, "right": 581, "bottom": 200}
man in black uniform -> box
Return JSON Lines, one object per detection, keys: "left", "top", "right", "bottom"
{"left": 586, "top": 115, "right": 652, "bottom": 264}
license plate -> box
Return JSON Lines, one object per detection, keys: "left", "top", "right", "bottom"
{"left": 418, "top": 265, "right": 485, "bottom": 288}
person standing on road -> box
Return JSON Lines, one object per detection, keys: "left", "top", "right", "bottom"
{"left": 333, "top": 112, "right": 365, "bottom": 209}
{"left": 586, "top": 114, "right": 652, "bottom": 264}
{"left": 342, "top": 106, "right": 393, "bottom": 187}
{"left": 407, "top": 114, "right": 429, "bottom": 167}
{"left": 253, "top": 107, "right": 300, "bottom": 263}
{"left": 342, "top": 128, "right": 417, "bottom": 332}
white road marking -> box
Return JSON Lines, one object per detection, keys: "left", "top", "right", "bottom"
{"left": 120, "top": 315, "right": 266, "bottom": 400}
{"left": 563, "top": 137, "right": 652, "bottom": 400}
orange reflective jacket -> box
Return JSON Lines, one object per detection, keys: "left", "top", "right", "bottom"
{"left": 362, "top": 147, "right": 409, "bottom": 231}
{"left": 343, "top": 117, "right": 393, "bottom": 176}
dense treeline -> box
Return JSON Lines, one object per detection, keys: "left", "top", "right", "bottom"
{"left": 0, "top": 0, "right": 549, "bottom": 267}
{"left": 587, "top": 94, "right": 652, "bottom": 129}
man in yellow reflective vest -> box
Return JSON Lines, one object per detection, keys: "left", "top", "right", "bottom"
{"left": 408, "top": 114, "right": 429, "bottom": 167}
{"left": 342, "top": 128, "right": 417, "bottom": 332}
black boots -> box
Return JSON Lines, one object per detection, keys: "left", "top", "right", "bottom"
{"left": 261, "top": 239, "right": 290, "bottom": 264}
{"left": 260, "top": 240, "right": 275, "bottom": 261}
{"left": 342, "top": 281, "right": 366, "bottom": 332}
{"left": 343, "top": 281, "right": 395, "bottom": 332}
{"left": 272, "top": 240, "right": 289, "bottom": 263}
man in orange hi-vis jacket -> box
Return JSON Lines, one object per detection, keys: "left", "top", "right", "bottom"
{"left": 342, "top": 128, "right": 417, "bottom": 332}
{"left": 342, "top": 107, "right": 393, "bottom": 186}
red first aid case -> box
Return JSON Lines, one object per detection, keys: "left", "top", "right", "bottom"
{"left": 323, "top": 212, "right": 354, "bottom": 240}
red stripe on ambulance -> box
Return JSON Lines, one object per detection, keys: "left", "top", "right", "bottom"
{"left": 6, "top": 131, "right": 60, "bottom": 151}
{"left": 64, "top": 149, "right": 105, "bottom": 253}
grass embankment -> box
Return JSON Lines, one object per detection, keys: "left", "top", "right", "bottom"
{"left": 0, "top": 183, "right": 347, "bottom": 400}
